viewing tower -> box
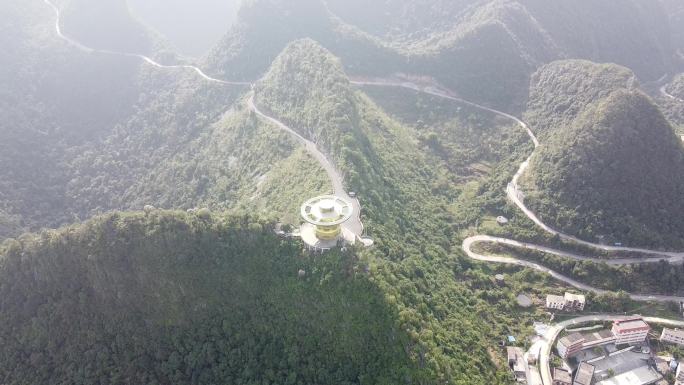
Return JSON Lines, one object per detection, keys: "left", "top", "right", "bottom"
{"left": 300, "top": 195, "right": 355, "bottom": 250}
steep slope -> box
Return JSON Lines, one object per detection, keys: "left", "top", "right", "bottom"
{"left": 667, "top": 74, "right": 684, "bottom": 99}
{"left": 221, "top": 0, "right": 679, "bottom": 111}
{"left": 520, "top": 0, "right": 674, "bottom": 81}
{"left": 0, "top": 212, "right": 415, "bottom": 384}
{"left": 324, "top": 0, "right": 488, "bottom": 40}
{"left": 524, "top": 60, "right": 637, "bottom": 139}
{"left": 656, "top": 0, "right": 684, "bottom": 63}
{"left": 660, "top": 74, "right": 684, "bottom": 135}
{"left": 252, "top": 40, "right": 518, "bottom": 384}
{"left": 524, "top": 83, "right": 684, "bottom": 248}
{"left": 0, "top": 1, "right": 326, "bottom": 239}
{"left": 0, "top": 0, "right": 149, "bottom": 237}
{"left": 255, "top": 39, "right": 367, "bottom": 169}
{"left": 204, "top": 0, "right": 399, "bottom": 81}
{"left": 204, "top": 0, "right": 334, "bottom": 81}
{"left": 408, "top": 0, "right": 556, "bottom": 110}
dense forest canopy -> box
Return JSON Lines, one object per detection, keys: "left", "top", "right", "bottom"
{"left": 3, "top": 0, "right": 684, "bottom": 384}
{"left": 206, "top": 0, "right": 683, "bottom": 110}
{"left": 525, "top": 81, "right": 684, "bottom": 248}
{"left": 0, "top": 212, "right": 417, "bottom": 384}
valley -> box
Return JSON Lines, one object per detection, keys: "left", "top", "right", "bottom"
{"left": 2, "top": 0, "right": 684, "bottom": 384}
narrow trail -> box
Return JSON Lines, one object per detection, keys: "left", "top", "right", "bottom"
{"left": 41, "top": 0, "right": 364, "bottom": 238}
{"left": 352, "top": 78, "right": 684, "bottom": 303}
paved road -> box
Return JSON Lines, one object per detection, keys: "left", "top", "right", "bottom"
{"left": 537, "top": 315, "right": 684, "bottom": 385}
{"left": 463, "top": 236, "right": 684, "bottom": 303}
{"left": 42, "top": 0, "right": 365, "bottom": 238}
{"left": 42, "top": 0, "right": 249, "bottom": 86}
{"left": 353, "top": 78, "right": 684, "bottom": 258}
{"left": 247, "top": 95, "right": 364, "bottom": 236}
{"left": 354, "top": 77, "right": 684, "bottom": 299}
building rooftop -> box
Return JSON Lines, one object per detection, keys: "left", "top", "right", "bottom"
{"left": 554, "top": 368, "right": 572, "bottom": 383}
{"left": 613, "top": 318, "right": 650, "bottom": 333}
{"left": 584, "top": 329, "right": 615, "bottom": 343}
{"left": 662, "top": 328, "right": 684, "bottom": 339}
{"left": 559, "top": 332, "right": 585, "bottom": 346}
{"left": 595, "top": 365, "right": 662, "bottom": 385}
{"left": 547, "top": 294, "right": 565, "bottom": 302}
{"left": 574, "top": 362, "right": 595, "bottom": 385}
{"left": 507, "top": 346, "right": 522, "bottom": 361}
{"left": 565, "top": 292, "right": 586, "bottom": 303}
{"left": 589, "top": 349, "right": 651, "bottom": 379}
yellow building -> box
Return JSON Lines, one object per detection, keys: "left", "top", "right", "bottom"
{"left": 300, "top": 195, "right": 354, "bottom": 249}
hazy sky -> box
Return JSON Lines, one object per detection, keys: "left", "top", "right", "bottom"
{"left": 126, "top": 0, "right": 241, "bottom": 57}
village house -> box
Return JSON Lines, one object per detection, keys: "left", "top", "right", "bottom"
{"left": 546, "top": 292, "right": 586, "bottom": 312}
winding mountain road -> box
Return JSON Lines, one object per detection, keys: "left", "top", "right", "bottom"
{"left": 36, "top": 3, "right": 684, "bottom": 384}
{"left": 247, "top": 95, "right": 363, "bottom": 236}
{"left": 42, "top": 0, "right": 249, "bottom": 86}
{"left": 42, "top": 0, "right": 364, "bottom": 239}
{"left": 352, "top": 77, "right": 684, "bottom": 302}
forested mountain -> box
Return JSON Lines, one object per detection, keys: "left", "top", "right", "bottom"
{"left": 661, "top": 74, "right": 684, "bottom": 135}
{"left": 523, "top": 61, "right": 684, "bottom": 247}
{"left": 0, "top": 212, "right": 417, "bottom": 384}
{"left": 205, "top": 0, "right": 682, "bottom": 111}
{"left": 668, "top": 74, "right": 684, "bottom": 100}
{"left": 5, "top": 0, "right": 684, "bottom": 384}
{"left": 0, "top": 0, "right": 149, "bottom": 237}
{"left": 524, "top": 60, "right": 637, "bottom": 140}
{"left": 0, "top": 1, "right": 331, "bottom": 239}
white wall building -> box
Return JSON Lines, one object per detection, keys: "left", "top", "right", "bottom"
{"left": 661, "top": 328, "right": 684, "bottom": 347}
{"left": 546, "top": 294, "right": 566, "bottom": 310}
{"left": 611, "top": 318, "right": 650, "bottom": 345}
{"left": 676, "top": 361, "right": 684, "bottom": 385}
{"left": 557, "top": 333, "right": 585, "bottom": 359}
{"left": 545, "top": 292, "right": 586, "bottom": 311}
{"left": 564, "top": 292, "right": 586, "bottom": 311}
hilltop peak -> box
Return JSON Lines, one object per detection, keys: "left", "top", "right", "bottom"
{"left": 254, "top": 39, "right": 357, "bottom": 158}
{"left": 526, "top": 88, "right": 684, "bottom": 248}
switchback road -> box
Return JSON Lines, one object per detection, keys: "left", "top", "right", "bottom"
{"left": 352, "top": 77, "right": 684, "bottom": 301}
{"left": 42, "top": 0, "right": 364, "bottom": 239}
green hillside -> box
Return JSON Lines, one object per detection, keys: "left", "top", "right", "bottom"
{"left": 207, "top": 0, "right": 680, "bottom": 111}
{"left": 0, "top": 0, "right": 150, "bottom": 237}
{"left": 524, "top": 88, "right": 684, "bottom": 248}
{"left": 252, "top": 39, "right": 537, "bottom": 384}
{"left": 0, "top": 212, "right": 416, "bottom": 384}
{"left": 8, "top": 1, "right": 684, "bottom": 383}
{"left": 524, "top": 60, "right": 637, "bottom": 139}
{"left": 0, "top": 2, "right": 330, "bottom": 239}
{"left": 255, "top": 39, "right": 368, "bottom": 170}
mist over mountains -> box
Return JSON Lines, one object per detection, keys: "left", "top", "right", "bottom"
{"left": 1, "top": 0, "right": 684, "bottom": 384}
